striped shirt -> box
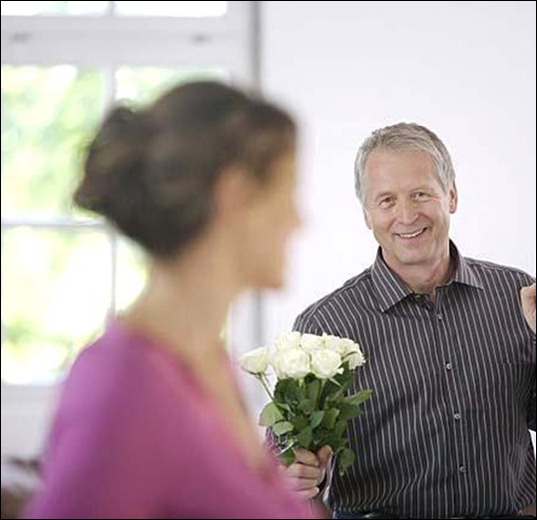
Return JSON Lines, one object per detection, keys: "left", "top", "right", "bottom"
{"left": 293, "top": 242, "right": 536, "bottom": 519}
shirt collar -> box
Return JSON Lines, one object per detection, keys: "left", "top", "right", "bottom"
{"left": 449, "top": 242, "right": 484, "bottom": 290}
{"left": 371, "top": 240, "right": 484, "bottom": 313}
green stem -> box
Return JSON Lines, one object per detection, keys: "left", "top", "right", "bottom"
{"left": 317, "top": 379, "right": 326, "bottom": 410}
{"left": 258, "top": 373, "right": 275, "bottom": 401}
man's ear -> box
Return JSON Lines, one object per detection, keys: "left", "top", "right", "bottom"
{"left": 363, "top": 208, "right": 373, "bottom": 230}
{"left": 448, "top": 180, "right": 458, "bottom": 214}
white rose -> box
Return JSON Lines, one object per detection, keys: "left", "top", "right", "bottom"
{"left": 300, "top": 333, "right": 325, "bottom": 352}
{"left": 340, "top": 338, "right": 362, "bottom": 356}
{"left": 271, "top": 348, "right": 310, "bottom": 380}
{"left": 275, "top": 331, "right": 302, "bottom": 350}
{"left": 310, "top": 349, "right": 342, "bottom": 379}
{"left": 239, "top": 347, "right": 269, "bottom": 374}
{"left": 339, "top": 338, "right": 366, "bottom": 367}
{"left": 346, "top": 351, "right": 366, "bottom": 369}
{"left": 323, "top": 334, "right": 348, "bottom": 356}
{"left": 324, "top": 334, "right": 365, "bottom": 361}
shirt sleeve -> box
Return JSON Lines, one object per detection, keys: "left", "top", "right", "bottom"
{"left": 527, "top": 337, "right": 536, "bottom": 431}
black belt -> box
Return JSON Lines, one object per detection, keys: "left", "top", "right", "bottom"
{"left": 332, "top": 511, "right": 535, "bottom": 519}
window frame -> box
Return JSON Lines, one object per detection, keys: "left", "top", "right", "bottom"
{"left": 1, "top": 0, "right": 261, "bottom": 456}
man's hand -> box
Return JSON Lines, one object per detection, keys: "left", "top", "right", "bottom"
{"left": 520, "top": 283, "right": 536, "bottom": 333}
{"left": 284, "top": 445, "right": 332, "bottom": 500}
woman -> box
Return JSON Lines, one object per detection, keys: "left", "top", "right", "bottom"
{"left": 26, "top": 81, "right": 315, "bottom": 519}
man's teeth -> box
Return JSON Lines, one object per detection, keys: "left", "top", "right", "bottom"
{"left": 398, "top": 228, "right": 425, "bottom": 238}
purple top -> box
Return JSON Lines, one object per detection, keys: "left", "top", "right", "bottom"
{"left": 25, "top": 322, "right": 315, "bottom": 519}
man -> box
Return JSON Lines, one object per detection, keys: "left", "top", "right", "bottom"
{"left": 285, "top": 123, "right": 536, "bottom": 519}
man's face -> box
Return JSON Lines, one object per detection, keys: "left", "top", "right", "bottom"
{"left": 362, "top": 148, "right": 457, "bottom": 274}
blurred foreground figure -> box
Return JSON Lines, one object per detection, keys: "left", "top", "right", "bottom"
{"left": 26, "top": 80, "right": 317, "bottom": 519}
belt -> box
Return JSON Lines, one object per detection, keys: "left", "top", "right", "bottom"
{"left": 332, "top": 511, "right": 534, "bottom": 519}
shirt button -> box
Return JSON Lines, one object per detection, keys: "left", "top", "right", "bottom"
{"left": 459, "top": 465, "right": 467, "bottom": 474}
{"left": 453, "top": 412, "right": 461, "bottom": 420}
{"left": 437, "top": 313, "right": 443, "bottom": 320}
{"left": 445, "top": 362, "right": 452, "bottom": 370}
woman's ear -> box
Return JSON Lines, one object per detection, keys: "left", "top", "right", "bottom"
{"left": 213, "top": 165, "right": 255, "bottom": 220}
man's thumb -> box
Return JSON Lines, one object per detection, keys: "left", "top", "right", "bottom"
{"left": 317, "top": 445, "right": 333, "bottom": 467}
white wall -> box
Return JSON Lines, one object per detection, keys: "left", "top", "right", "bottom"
{"left": 260, "top": 0, "right": 536, "bottom": 341}
{"left": 256, "top": 0, "right": 536, "bottom": 447}
{"left": 2, "top": 1, "right": 535, "bottom": 457}
{"left": 1, "top": 385, "right": 60, "bottom": 457}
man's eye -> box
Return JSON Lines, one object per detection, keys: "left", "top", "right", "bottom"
{"left": 378, "top": 198, "right": 394, "bottom": 208}
{"left": 413, "top": 192, "right": 428, "bottom": 200}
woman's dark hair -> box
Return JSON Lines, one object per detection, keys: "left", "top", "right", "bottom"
{"left": 73, "top": 81, "right": 296, "bottom": 257}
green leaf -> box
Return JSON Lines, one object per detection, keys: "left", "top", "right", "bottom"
{"left": 310, "top": 410, "right": 325, "bottom": 429}
{"left": 306, "top": 378, "right": 321, "bottom": 403}
{"left": 298, "top": 398, "right": 314, "bottom": 414}
{"left": 333, "top": 419, "right": 347, "bottom": 438}
{"left": 318, "top": 379, "right": 339, "bottom": 405}
{"left": 274, "top": 378, "right": 306, "bottom": 404}
{"left": 338, "top": 402, "right": 360, "bottom": 421}
{"left": 338, "top": 447, "right": 356, "bottom": 476}
{"left": 324, "top": 383, "right": 348, "bottom": 405}
{"left": 259, "top": 402, "right": 284, "bottom": 427}
{"left": 276, "top": 402, "right": 292, "bottom": 412}
{"left": 297, "top": 426, "right": 313, "bottom": 448}
{"left": 279, "top": 448, "right": 296, "bottom": 466}
{"left": 345, "top": 389, "right": 373, "bottom": 406}
{"left": 321, "top": 408, "right": 340, "bottom": 428}
{"left": 272, "top": 421, "right": 295, "bottom": 436}
{"left": 292, "top": 415, "right": 309, "bottom": 431}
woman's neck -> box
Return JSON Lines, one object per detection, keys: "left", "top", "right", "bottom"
{"left": 122, "top": 236, "right": 242, "bottom": 362}
{"left": 122, "top": 238, "right": 272, "bottom": 475}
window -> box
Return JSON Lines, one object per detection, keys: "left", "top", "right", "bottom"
{"left": 1, "top": 2, "right": 256, "bottom": 394}
{"left": 1, "top": 1, "right": 227, "bottom": 17}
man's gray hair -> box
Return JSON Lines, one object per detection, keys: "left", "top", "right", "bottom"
{"left": 354, "top": 122, "right": 455, "bottom": 204}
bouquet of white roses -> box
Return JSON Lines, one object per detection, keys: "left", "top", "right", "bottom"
{"left": 239, "top": 331, "right": 372, "bottom": 475}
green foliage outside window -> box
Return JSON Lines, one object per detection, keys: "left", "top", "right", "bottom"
{"left": 2, "top": 65, "right": 227, "bottom": 383}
